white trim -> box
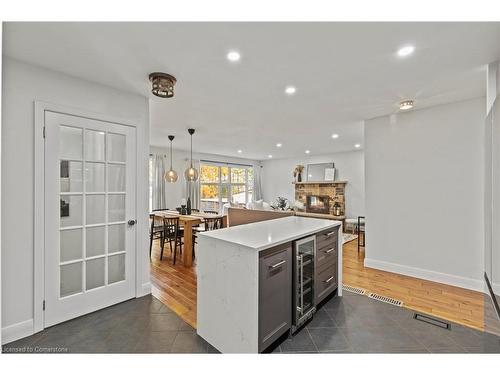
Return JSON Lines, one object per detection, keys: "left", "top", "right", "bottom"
{"left": 33, "top": 101, "right": 145, "bottom": 332}
{"left": 493, "top": 282, "right": 500, "bottom": 296}
{"left": 140, "top": 282, "right": 152, "bottom": 297}
{"left": 364, "top": 257, "right": 484, "bottom": 292}
{"left": 1, "top": 320, "right": 34, "bottom": 345}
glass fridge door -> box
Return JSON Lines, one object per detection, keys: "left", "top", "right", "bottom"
{"left": 295, "top": 236, "right": 316, "bottom": 319}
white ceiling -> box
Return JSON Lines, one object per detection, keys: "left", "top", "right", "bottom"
{"left": 3, "top": 22, "right": 500, "bottom": 160}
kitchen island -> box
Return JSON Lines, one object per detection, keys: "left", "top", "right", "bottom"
{"left": 196, "top": 216, "right": 342, "bottom": 353}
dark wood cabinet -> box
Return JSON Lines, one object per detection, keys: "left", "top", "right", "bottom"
{"left": 258, "top": 242, "right": 292, "bottom": 352}
{"left": 315, "top": 227, "right": 339, "bottom": 305}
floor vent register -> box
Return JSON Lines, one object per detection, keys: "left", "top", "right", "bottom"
{"left": 367, "top": 292, "right": 404, "bottom": 307}
{"left": 342, "top": 284, "right": 366, "bottom": 295}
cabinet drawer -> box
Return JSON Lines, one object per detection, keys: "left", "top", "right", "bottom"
{"left": 316, "top": 244, "right": 337, "bottom": 269}
{"left": 315, "top": 264, "right": 338, "bottom": 304}
{"left": 316, "top": 228, "right": 338, "bottom": 249}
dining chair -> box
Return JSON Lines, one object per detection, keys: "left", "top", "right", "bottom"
{"left": 149, "top": 214, "right": 164, "bottom": 257}
{"left": 203, "top": 210, "right": 218, "bottom": 215}
{"left": 162, "top": 216, "right": 184, "bottom": 264}
{"left": 191, "top": 208, "right": 200, "bottom": 213}
{"left": 192, "top": 216, "right": 223, "bottom": 258}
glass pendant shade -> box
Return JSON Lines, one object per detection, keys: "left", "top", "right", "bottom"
{"left": 164, "top": 135, "right": 178, "bottom": 183}
{"left": 184, "top": 128, "right": 199, "bottom": 182}
{"left": 165, "top": 169, "right": 178, "bottom": 183}
{"left": 184, "top": 166, "right": 199, "bottom": 181}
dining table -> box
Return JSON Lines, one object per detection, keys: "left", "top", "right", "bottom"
{"left": 151, "top": 210, "right": 226, "bottom": 267}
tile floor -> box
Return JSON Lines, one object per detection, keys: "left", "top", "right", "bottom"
{"left": 3, "top": 291, "right": 500, "bottom": 354}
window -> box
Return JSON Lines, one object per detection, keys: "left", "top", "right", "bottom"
{"left": 200, "top": 162, "right": 253, "bottom": 213}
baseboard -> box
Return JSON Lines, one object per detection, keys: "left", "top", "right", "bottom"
{"left": 364, "top": 258, "right": 484, "bottom": 292}
{"left": 139, "top": 282, "right": 152, "bottom": 297}
{"left": 2, "top": 319, "right": 34, "bottom": 345}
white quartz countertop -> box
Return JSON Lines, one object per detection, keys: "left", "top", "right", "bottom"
{"left": 198, "top": 216, "right": 341, "bottom": 251}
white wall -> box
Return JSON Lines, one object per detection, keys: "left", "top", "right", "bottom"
{"left": 1, "top": 57, "right": 150, "bottom": 342}
{"left": 260, "top": 151, "right": 365, "bottom": 218}
{"left": 365, "top": 97, "right": 485, "bottom": 291}
{"left": 150, "top": 146, "right": 260, "bottom": 210}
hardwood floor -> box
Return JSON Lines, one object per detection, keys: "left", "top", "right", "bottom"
{"left": 150, "top": 236, "right": 489, "bottom": 332}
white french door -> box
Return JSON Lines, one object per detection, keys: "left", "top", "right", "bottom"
{"left": 44, "top": 111, "right": 136, "bottom": 328}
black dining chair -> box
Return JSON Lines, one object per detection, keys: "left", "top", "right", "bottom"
{"left": 203, "top": 210, "right": 218, "bottom": 215}
{"left": 162, "top": 216, "right": 184, "bottom": 265}
{"left": 149, "top": 214, "right": 164, "bottom": 257}
{"left": 192, "top": 216, "right": 223, "bottom": 258}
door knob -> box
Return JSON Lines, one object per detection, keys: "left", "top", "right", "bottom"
{"left": 128, "top": 219, "right": 137, "bottom": 226}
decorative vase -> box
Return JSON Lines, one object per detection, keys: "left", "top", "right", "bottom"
{"left": 187, "top": 197, "right": 192, "bottom": 215}
{"left": 297, "top": 173, "right": 302, "bottom": 182}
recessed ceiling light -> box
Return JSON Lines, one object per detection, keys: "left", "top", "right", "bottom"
{"left": 237, "top": 149, "right": 242, "bottom": 153}
{"left": 397, "top": 45, "right": 415, "bottom": 57}
{"left": 331, "top": 133, "right": 339, "bottom": 139}
{"left": 276, "top": 143, "right": 282, "bottom": 148}
{"left": 305, "top": 150, "right": 311, "bottom": 154}
{"left": 399, "top": 100, "right": 414, "bottom": 110}
{"left": 268, "top": 154, "right": 273, "bottom": 158}
{"left": 285, "top": 86, "right": 296, "bottom": 95}
{"left": 354, "top": 144, "right": 361, "bottom": 148}
{"left": 226, "top": 51, "right": 241, "bottom": 62}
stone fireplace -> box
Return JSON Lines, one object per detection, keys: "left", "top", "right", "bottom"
{"left": 294, "top": 181, "right": 347, "bottom": 217}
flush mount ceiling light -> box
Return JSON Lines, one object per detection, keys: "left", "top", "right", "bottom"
{"left": 237, "top": 149, "right": 242, "bottom": 154}
{"left": 397, "top": 45, "right": 415, "bottom": 57}
{"left": 305, "top": 150, "right": 311, "bottom": 154}
{"left": 276, "top": 143, "right": 282, "bottom": 148}
{"left": 164, "top": 135, "right": 178, "bottom": 183}
{"left": 354, "top": 144, "right": 361, "bottom": 148}
{"left": 400, "top": 100, "right": 414, "bottom": 110}
{"left": 149, "top": 72, "right": 177, "bottom": 98}
{"left": 184, "top": 128, "right": 199, "bottom": 182}
{"left": 268, "top": 154, "right": 273, "bottom": 158}
{"left": 331, "top": 133, "right": 339, "bottom": 139}
{"left": 285, "top": 86, "right": 296, "bottom": 95}
{"left": 226, "top": 50, "right": 241, "bottom": 62}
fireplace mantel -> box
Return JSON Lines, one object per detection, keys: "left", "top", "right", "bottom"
{"left": 293, "top": 181, "right": 347, "bottom": 185}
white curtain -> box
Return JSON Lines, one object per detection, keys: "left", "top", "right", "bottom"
{"left": 184, "top": 159, "right": 201, "bottom": 210}
{"left": 151, "top": 154, "right": 168, "bottom": 210}
{"left": 253, "top": 164, "right": 263, "bottom": 201}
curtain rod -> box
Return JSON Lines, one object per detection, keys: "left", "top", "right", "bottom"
{"left": 200, "top": 159, "right": 253, "bottom": 168}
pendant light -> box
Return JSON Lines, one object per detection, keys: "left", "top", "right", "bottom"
{"left": 164, "top": 135, "right": 178, "bottom": 183}
{"left": 184, "top": 128, "right": 199, "bottom": 181}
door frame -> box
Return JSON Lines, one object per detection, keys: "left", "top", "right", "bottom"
{"left": 34, "top": 101, "right": 148, "bottom": 333}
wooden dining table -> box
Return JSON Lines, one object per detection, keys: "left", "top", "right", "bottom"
{"left": 151, "top": 210, "right": 226, "bottom": 267}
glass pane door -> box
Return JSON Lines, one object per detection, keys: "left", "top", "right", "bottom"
{"left": 59, "top": 128, "right": 127, "bottom": 298}
{"left": 45, "top": 111, "right": 136, "bottom": 328}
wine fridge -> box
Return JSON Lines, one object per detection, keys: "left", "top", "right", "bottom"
{"left": 292, "top": 235, "right": 316, "bottom": 333}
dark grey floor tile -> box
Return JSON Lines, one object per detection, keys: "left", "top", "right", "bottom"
{"left": 134, "top": 331, "right": 177, "bottom": 353}
{"left": 396, "top": 318, "right": 460, "bottom": 350}
{"left": 328, "top": 305, "right": 395, "bottom": 327}
{"left": 170, "top": 332, "right": 208, "bottom": 353}
{"left": 308, "top": 327, "right": 350, "bottom": 352}
{"left": 280, "top": 328, "right": 317, "bottom": 352}
{"left": 307, "top": 309, "right": 336, "bottom": 328}
{"left": 102, "top": 329, "right": 143, "bottom": 353}
{"left": 115, "top": 314, "right": 151, "bottom": 332}
{"left": 149, "top": 313, "right": 185, "bottom": 332}
{"left": 341, "top": 324, "right": 424, "bottom": 352}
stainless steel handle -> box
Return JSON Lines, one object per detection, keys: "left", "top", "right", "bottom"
{"left": 325, "top": 248, "right": 335, "bottom": 254}
{"left": 269, "top": 260, "right": 286, "bottom": 269}
{"left": 300, "top": 255, "right": 304, "bottom": 315}
{"left": 325, "top": 231, "right": 336, "bottom": 236}
{"left": 324, "top": 276, "right": 335, "bottom": 283}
